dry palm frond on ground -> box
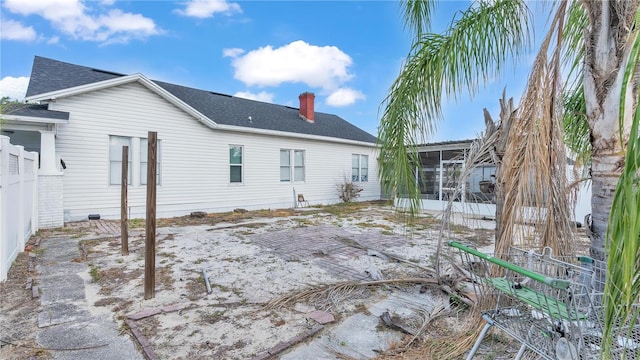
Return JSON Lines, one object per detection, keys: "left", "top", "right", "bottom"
{"left": 265, "top": 278, "right": 439, "bottom": 311}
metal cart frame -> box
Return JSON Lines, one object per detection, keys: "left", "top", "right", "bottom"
{"left": 448, "top": 241, "right": 639, "bottom": 360}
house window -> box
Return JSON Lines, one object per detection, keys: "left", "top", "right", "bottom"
{"left": 109, "top": 136, "right": 132, "bottom": 185}
{"left": 352, "top": 154, "right": 368, "bottom": 182}
{"left": 280, "top": 149, "right": 305, "bottom": 182}
{"left": 140, "top": 138, "right": 162, "bottom": 185}
{"left": 229, "top": 145, "right": 243, "bottom": 183}
{"left": 294, "top": 150, "right": 305, "bottom": 181}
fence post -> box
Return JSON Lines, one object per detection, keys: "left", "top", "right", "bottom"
{"left": 0, "top": 136, "right": 7, "bottom": 281}
{"left": 144, "top": 132, "right": 157, "bottom": 299}
{"left": 30, "top": 152, "right": 38, "bottom": 235}
{"left": 16, "top": 145, "right": 25, "bottom": 251}
{"left": 121, "top": 145, "right": 129, "bottom": 256}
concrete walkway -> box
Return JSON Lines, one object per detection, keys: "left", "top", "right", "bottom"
{"left": 36, "top": 237, "right": 143, "bottom": 360}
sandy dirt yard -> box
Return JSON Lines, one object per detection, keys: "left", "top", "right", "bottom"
{"left": 2, "top": 201, "right": 515, "bottom": 360}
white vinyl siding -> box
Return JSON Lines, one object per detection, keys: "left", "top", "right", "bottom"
{"left": 281, "top": 149, "right": 305, "bottom": 182}
{"left": 49, "top": 82, "right": 380, "bottom": 221}
{"left": 109, "top": 136, "right": 131, "bottom": 185}
{"left": 140, "top": 138, "right": 162, "bottom": 185}
{"left": 352, "top": 154, "right": 368, "bottom": 182}
{"left": 229, "top": 145, "right": 243, "bottom": 183}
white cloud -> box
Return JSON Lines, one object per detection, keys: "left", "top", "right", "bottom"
{"left": 2, "top": 0, "right": 161, "bottom": 44}
{"left": 0, "top": 19, "right": 37, "bottom": 41}
{"left": 222, "top": 48, "right": 244, "bottom": 58}
{"left": 47, "top": 36, "right": 60, "bottom": 44}
{"left": 325, "top": 88, "right": 365, "bottom": 107}
{"left": 228, "top": 40, "right": 354, "bottom": 91}
{"left": 234, "top": 91, "right": 275, "bottom": 103}
{"left": 0, "top": 76, "right": 30, "bottom": 100}
{"left": 175, "top": 0, "right": 241, "bottom": 18}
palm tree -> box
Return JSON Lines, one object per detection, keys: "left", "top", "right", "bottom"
{"left": 379, "top": 0, "right": 639, "bottom": 357}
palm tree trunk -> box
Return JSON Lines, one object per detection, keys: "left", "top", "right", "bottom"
{"left": 589, "top": 156, "right": 625, "bottom": 260}
{"left": 582, "top": 0, "right": 638, "bottom": 260}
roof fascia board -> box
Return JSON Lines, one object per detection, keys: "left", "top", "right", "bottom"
{"left": 0, "top": 114, "right": 69, "bottom": 124}
{"left": 216, "top": 124, "right": 377, "bottom": 147}
{"left": 25, "top": 74, "right": 219, "bottom": 129}
{"left": 415, "top": 142, "right": 471, "bottom": 152}
{"left": 1, "top": 121, "right": 50, "bottom": 132}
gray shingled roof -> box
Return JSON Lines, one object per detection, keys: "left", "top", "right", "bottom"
{"left": 26, "top": 56, "right": 377, "bottom": 143}
{"left": 1, "top": 103, "right": 69, "bottom": 120}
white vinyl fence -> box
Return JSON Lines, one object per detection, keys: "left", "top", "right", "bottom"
{"left": 0, "top": 135, "right": 38, "bottom": 281}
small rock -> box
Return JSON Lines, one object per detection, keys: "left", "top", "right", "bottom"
{"left": 32, "top": 286, "right": 40, "bottom": 299}
{"left": 365, "top": 266, "right": 383, "bottom": 281}
{"left": 25, "top": 244, "right": 33, "bottom": 252}
{"left": 190, "top": 211, "right": 207, "bottom": 218}
{"left": 233, "top": 208, "right": 248, "bottom": 213}
{"left": 307, "top": 310, "right": 335, "bottom": 324}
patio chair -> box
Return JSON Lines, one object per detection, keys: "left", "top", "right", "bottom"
{"left": 297, "top": 194, "right": 309, "bottom": 207}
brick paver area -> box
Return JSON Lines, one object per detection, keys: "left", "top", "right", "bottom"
{"left": 94, "top": 220, "right": 121, "bottom": 235}
{"left": 250, "top": 224, "right": 407, "bottom": 280}
{"left": 66, "top": 219, "right": 121, "bottom": 236}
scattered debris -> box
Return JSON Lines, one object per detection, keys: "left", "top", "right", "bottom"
{"left": 364, "top": 266, "right": 383, "bottom": 281}
{"left": 127, "top": 308, "right": 161, "bottom": 321}
{"left": 202, "top": 268, "right": 212, "bottom": 294}
{"left": 266, "top": 278, "right": 438, "bottom": 310}
{"left": 125, "top": 319, "right": 159, "bottom": 360}
{"left": 366, "top": 249, "right": 388, "bottom": 260}
{"left": 307, "top": 310, "right": 335, "bottom": 324}
{"left": 250, "top": 325, "right": 324, "bottom": 360}
{"left": 379, "top": 311, "right": 416, "bottom": 335}
{"left": 406, "top": 299, "right": 449, "bottom": 347}
{"left": 31, "top": 286, "right": 39, "bottom": 299}
{"left": 190, "top": 211, "right": 207, "bottom": 218}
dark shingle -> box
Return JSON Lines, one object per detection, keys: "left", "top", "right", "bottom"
{"left": 26, "top": 56, "right": 124, "bottom": 97}
{"left": 26, "top": 56, "right": 377, "bottom": 143}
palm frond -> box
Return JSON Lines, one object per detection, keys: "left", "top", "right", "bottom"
{"left": 601, "top": 28, "right": 640, "bottom": 359}
{"left": 496, "top": 2, "right": 575, "bottom": 256}
{"left": 563, "top": 83, "right": 591, "bottom": 169}
{"left": 401, "top": 0, "right": 437, "bottom": 35}
{"left": 378, "top": 0, "right": 532, "bottom": 217}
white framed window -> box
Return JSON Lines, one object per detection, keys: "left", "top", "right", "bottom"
{"left": 280, "top": 149, "right": 305, "bottom": 182}
{"left": 294, "top": 150, "right": 305, "bottom": 181}
{"left": 109, "top": 136, "right": 132, "bottom": 185}
{"left": 352, "top": 154, "right": 369, "bottom": 182}
{"left": 140, "top": 138, "right": 162, "bottom": 185}
{"left": 229, "top": 145, "right": 243, "bottom": 183}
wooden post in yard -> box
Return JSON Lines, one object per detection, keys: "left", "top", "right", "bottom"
{"left": 121, "top": 145, "right": 129, "bottom": 256}
{"left": 144, "top": 131, "right": 157, "bottom": 299}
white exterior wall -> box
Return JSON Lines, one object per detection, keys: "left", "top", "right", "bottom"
{"left": 38, "top": 174, "right": 64, "bottom": 228}
{"left": 48, "top": 82, "right": 380, "bottom": 221}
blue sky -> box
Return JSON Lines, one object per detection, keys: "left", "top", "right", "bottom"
{"left": 0, "top": 0, "right": 540, "bottom": 142}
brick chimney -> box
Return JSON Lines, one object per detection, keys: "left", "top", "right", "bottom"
{"left": 298, "top": 92, "right": 315, "bottom": 122}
